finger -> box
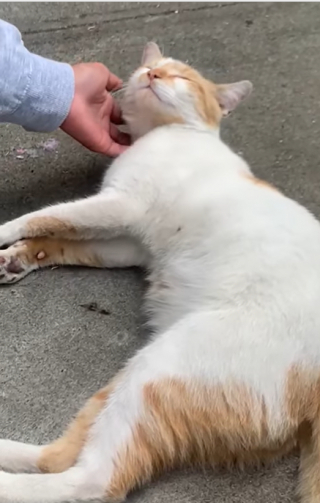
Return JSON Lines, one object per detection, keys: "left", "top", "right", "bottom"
{"left": 109, "top": 123, "right": 131, "bottom": 146}
{"left": 104, "top": 139, "right": 128, "bottom": 157}
{"left": 110, "top": 100, "right": 124, "bottom": 125}
{"left": 106, "top": 71, "right": 123, "bottom": 92}
{"left": 96, "top": 128, "right": 129, "bottom": 157}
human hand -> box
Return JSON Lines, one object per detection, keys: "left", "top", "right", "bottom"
{"left": 61, "top": 62, "right": 130, "bottom": 157}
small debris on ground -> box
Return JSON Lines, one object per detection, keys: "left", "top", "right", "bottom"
{"left": 80, "top": 302, "right": 111, "bottom": 316}
{"left": 41, "top": 138, "right": 59, "bottom": 152}
{"left": 13, "top": 139, "right": 59, "bottom": 160}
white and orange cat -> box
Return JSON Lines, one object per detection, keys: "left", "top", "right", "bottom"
{"left": 0, "top": 42, "right": 319, "bottom": 503}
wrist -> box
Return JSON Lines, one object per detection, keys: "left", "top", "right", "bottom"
{"left": 22, "top": 55, "right": 75, "bottom": 133}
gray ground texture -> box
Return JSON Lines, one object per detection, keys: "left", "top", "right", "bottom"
{"left": 1, "top": 2, "right": 320, "bottom": 502}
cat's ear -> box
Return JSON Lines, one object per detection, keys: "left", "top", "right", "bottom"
{"left": 215, "top": 81, "right": 252, "bottom": 117}
{"left": 141, "top": 42, "right": 162, "bottom": 66}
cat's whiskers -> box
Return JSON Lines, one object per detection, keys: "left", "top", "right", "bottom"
{"left": 111, "top": 87, "right": 127, "bottom": 99}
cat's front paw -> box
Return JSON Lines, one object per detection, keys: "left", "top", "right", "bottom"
{"left": 0, "top": 244, "right": 35, "bottom": 284}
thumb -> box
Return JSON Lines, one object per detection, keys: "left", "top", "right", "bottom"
{"left": 97, "top": 129, "right": 129, "bottom": 157}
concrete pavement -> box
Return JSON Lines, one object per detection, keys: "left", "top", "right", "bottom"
{"left": 1, "top": 2, "right": 320, "bottom": 502}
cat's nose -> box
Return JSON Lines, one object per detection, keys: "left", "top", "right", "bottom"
{"left": 148, "top": 69, "right": 161, "bottom": 82}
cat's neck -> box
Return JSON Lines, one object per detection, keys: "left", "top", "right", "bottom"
{"left": 131, "top": 122, "right": 220, "bottom": 142}
{"left": 167, "top": 123, "right": 220, "bottom": 136}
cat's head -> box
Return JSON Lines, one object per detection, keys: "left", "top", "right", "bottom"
{"left": 122, "top": 42, "right": 252, "bottom": 140}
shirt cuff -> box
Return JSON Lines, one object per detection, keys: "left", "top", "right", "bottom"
{"left": 19, "top": 53, "right": 75, "bottom": 132}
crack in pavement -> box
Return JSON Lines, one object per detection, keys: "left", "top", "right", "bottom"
{"left": 25, "top": 3, "right": 238, "bottom": 35}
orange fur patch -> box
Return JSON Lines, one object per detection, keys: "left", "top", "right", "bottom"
{"left": 38, "top": 385, "right": 112, "bottom": 473}
{"left": 26, "top": 217, "right": 76, "bottom": 239}
{"left": 286, "top": 366, "right": 320, "bottom": 425}
{"left": 242, "top": 173, "right": 279, "bottom": 193}
{"left": 37, "top": 366, "right": 320, "bottom": 499}
{"left": 106, "top": 379, "right": 296, "bottom": 500}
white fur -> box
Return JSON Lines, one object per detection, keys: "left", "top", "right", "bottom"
{"left": 0, "top": 467, "right": 99, "bottom": 502}
{"left": 0, "top": 50, "right": 319, "bottom": 501}
{"left": 0, "top": 440, "right": 42, "bottom": 473}
{"left": 1, "top": 124, "right": 320, "bottom": 501}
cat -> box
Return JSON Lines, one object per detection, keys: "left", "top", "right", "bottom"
{"left": 0, "top": 41, "right": 319, "bottom": 503}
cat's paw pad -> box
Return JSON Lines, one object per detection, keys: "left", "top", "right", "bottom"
{"left": 0, "top": 252, "right": 29, "bottom": 284}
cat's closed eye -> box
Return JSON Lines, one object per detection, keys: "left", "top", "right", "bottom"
{"left": 173, "top": 75, "right": 190, "bottom": 81}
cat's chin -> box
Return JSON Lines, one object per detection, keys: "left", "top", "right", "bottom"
{"left": 136, "top": 86, "right": 161, "bottom": 106}
{"left": 148, "top": 85, "right": 161, "bottom": 101}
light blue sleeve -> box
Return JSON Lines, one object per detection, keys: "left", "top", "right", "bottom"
{"left": 0, "top": 19, "right": 74, "bottom": 132}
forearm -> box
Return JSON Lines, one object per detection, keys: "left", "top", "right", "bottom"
{"left": 0, "top": 19, "right": 74, "bottom": 132}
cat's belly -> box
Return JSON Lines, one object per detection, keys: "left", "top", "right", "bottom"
{"left": 143, "top": 223, "right": 320, "bottom": 340}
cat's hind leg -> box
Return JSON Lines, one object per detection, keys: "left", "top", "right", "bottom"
{"left": 0, "top": 236, "right": 147, "bottom": 284}
{"left": 0, "top": 313, "right": 299, "bottom": 502}
{"left": 0, "top": 320, "right": 196, "bottom": 502}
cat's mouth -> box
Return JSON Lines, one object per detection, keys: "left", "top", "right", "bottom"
{"left": 149, "top": 85, "right": 161, "bottom": 100}
{"left": 139, "top": 83, "right": 162, "bottom": 102}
